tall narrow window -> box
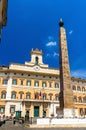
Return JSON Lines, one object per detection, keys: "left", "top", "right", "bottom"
{"left": 26, "top": 93, "right": 31, "bottom": 99}
{"left": 3, "top": 79, "right": 8, "bottom": 85}
{"left": 72, "top": 85, "right": 76, "bottom": 90}
{"left": 49, "top": 93, "right": 53, "bottom": 100}
{"left": 20, "top": 93, "right": 23, "bottom": 99}
{"left": 12, "top": 79, "right": 17, "bottom": 85}
{"left": 43, "top": 93, "right": 46, "bottom": 100}
{"left": 74, "top": 96, "right": 77, "bottom": 102}
{"left": 11, "top": 92, "right": 16, "bottom": 99}
{"left": 1, "top": 92, "right": 6, "bottom": 99}
{"left": 49, "top": 82, "right": 52, "bottom": 88}
{"left": 20, "top": 80, "right": 23, "bottom": 85}
{"left": 34, "top": 81, "right": 39, "bottom": 87}
{"left": 77, "top": 86, "right": 81, "bottom": 91}
{"left": 42, "top": 82, "right": 46, "bottom": 87}
{"left": 82, "top": 87, "right": 85, "bottom": 92}
{"left": 10, "top": 106, "right": 15, "bottom": 113}
{"left": 55, "top": 95, "right": 59, "bottom": 101}
{"left": 35, "top": 57, "right": 39, "bottom": 64}
{"left": 0, "top": 106, "right": 5, "bottom": 113}
{"left": 27, "top": 80, "right": 31, "bottom": 86}
{"left": 55, "top": 83, "right": 59, "bottom": 88}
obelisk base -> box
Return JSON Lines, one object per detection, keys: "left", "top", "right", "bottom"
{"left": 63, "top": 108, "right": 78, "bottom": 118}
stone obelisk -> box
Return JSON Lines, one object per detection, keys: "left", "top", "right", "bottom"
{"left": 59, "top": 19, "right": 74, "bottom": 117}
{"left": 0, "top": 0, "right": 8, "bottom": 39}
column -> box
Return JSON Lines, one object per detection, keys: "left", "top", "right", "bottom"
{"left": 30, "top": 102, "right": 34, "bottom": 117}
{"left": 40, "top": 103, "right": 43, "bottom": 117}
{"left": 22, "top": 101, "right": 25, "bottom": 117}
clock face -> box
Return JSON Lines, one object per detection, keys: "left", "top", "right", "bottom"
{"left": 34, "top": 66, "right": 40, "bottom": 71}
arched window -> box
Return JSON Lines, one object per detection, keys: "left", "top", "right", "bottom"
{"left": 11, "top": 91, "right": 16, "bottom": 99}
{"left": 19, "top": 91, "right": 24, "bottom": 99}
{"left": 35, "top": 57, "right": 39, "bottom": 64}
{"left": 1, "top": 91, "right": 6, "bottom": 99}
{"left": 77, "top": 86, "right": 81, "bottom": 91}
{"left": 82, "top": 87, "right": 85, "bottom": 92}
{"left": 83, "top": 97, "right": 86, "bottom": 103}
{"left": 43, "top": 93, "right": 47, "bottom": 100}
{"left": 34, "top": 92, "right": 39, "bottom": 99}
{"left": 72, "top": 85, "right": 76, "bottom": 90}
{"left": 49, "top": 93, "right": 53, "bottom": 100}
{"left": 73, "top": 96, "right": 77, "bottom": 102}
{"left": 26, "top": 92, "right": 31, "bottom": 99}
{"left": 78, "top": 96, "right": 82, "bottom": 103}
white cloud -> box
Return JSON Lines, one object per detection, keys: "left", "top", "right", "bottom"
{"left": 69, "top": 30, "right": 73, "bottom": 35}
{"left": 46, "top": 53, "right": 50, "bottom": 57}
{"left": 53, "top": 52, "right": 59, "bottom": 57}
{"left": 46, "top": 52, "right": 59, "bottom": 57}
{"left": 46, "top": 41, "right": 57, "bottom": 47}
{"left": 71, "top": 70, "right": 86, "bottom": 79}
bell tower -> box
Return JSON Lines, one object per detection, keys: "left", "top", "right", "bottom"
{"left": 59, "top": 19, "right": 74, "bottom": 117}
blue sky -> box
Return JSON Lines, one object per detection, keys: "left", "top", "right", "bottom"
{"left": 1, "top": 0, "right": 86, "bottom": 79}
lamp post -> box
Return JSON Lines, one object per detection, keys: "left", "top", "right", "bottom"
{"left": 42, "top": 85, "right": 45, "bottom": 118}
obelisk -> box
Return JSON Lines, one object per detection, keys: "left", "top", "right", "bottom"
{"left": 59, "top": 19, "right": 74, "bottom": 117}
{"left": 0, "top": 0, "right": 8, "bottom": 39}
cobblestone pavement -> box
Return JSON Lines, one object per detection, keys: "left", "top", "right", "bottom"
{"left": 1, "top": 121, "right": 86, "bottom": 130}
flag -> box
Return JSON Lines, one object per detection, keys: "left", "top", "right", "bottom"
{"left": 40, "top": 91, "right": 42, "bottom": 96}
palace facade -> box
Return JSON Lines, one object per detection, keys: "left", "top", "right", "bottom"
{"left": 0, "top": 48, "right": 86, "bottom": 118}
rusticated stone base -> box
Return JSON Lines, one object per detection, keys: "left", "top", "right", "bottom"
{"left": 63, "top": 108, "right": 78, "bottom": 118}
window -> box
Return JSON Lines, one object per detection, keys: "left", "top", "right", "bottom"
{"left": 3, "top": 79, "right": 8, "bottom": 85}
{"left": 55, "top": 83, "right": 59, "bottom": 88}
{"left": 20, "top": 80, "right": 23, "bottom": 85}
{"left": 12, "top": 79, "right": 17, "bottom": 85}
{"left": 11, "top": 92, "right": 16, "bottom": 99}
{"left": 1, "top": 92, "right": 6, "bottom": 99}
{"left": 72, "top": 85, "right": 76, "bottom": 90}
{"left": 42, "top": 82, "right": 46, "bottom": 87}
{"left": 74, "top": 96, "right": 77, "bottom": 102}
{"left": 34, "top": 92, "right": 39, "bottom": 99}
{"left": 82, "top": 87, "right": 85, "bottom": 92}
{"left": 35, "top": 57, "right": 39, "bottom": 64}
{"left": 26, "top": 93, "right": 31, "bottom": 99}
{"left": 80, "top": 108, "right": 83, "bottom": 116}
{"left": 78, "top": 97, "right": 82, "bottom": 103}
{"left": 83, "top": 97, "right": 86, "bottom": 103}
{"left": 27, "top": 80, "right": 31, "bottom": 86}
{"left": 20, "top": 93, "right": 23, "bottom": 99}
{"left": 0, "top": 106, "right": 5, "bottom": 113}
{"left": 49, "top": 82, "right": 52, "bottom": 87}
{"left": 50, "top": 95, "right": 52, "bottom": 100}
{"left": 43, "top": 93, "right": 46, "bottom": 100}
{"left": 10, "top": 106, "right": 15, "bottom": 113}
{"left": 34, "top": 81, "right": 39, "bottom": 87}
{"left": 49, "top": 94, "right": 53, "bottom": 100}
{"left": 55, "top": 95, "right": 59, "bottom": 101}
{"left": 77, "top": 86, "right": 81, "bottom": 91}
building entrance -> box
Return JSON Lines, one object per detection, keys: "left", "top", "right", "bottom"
{"left": 25, "top": 110, "right": 29, "bottom": 121}
{"left": 34, "top": 106, "right": 39, "bottom": 117}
